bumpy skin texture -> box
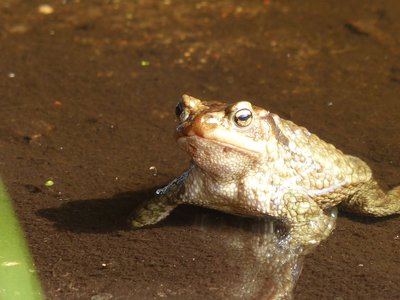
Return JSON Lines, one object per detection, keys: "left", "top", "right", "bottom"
{"left": 131, "top": 95, "right": 400, "bottom": 248}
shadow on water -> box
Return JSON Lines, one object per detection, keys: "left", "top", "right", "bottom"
{"left": 37, "top": 188, "right": 156, "bottom": 233}
{"left": 37, "top": 188, "right": 310, "bottom": 299}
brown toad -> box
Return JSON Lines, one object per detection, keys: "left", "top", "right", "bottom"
{"left": 131, "top": 95, "right": 400, "bottom": 247}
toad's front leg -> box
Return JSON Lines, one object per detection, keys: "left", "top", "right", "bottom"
{"left": 130, "top": 173, "right": 187, "bottom": 228}
{"left": 274, "top": 191, "right": 338, "bottom": 251}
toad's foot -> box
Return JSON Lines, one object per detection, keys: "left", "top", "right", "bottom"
{"left": 340, "top": 180, "right": 400, "bottom": 216}
{"left": 130, "top": 195, "right": 177, "bottom": 228}
{"left": 289, "top": 207, "right": 337, "bottom": 253}
{"left": 279, "top": 192, "right": 338, "bottom": 252}
{"left": 130, "top": 174, "right": 185, "bottom": 228}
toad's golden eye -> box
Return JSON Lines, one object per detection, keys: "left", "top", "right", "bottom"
{"left": 233, "top": 108, "right": 253, "bottom": 127}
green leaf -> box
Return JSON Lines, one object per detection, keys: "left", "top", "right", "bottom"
{"left": 0, "top": 181, "right": 44, "bottom": 300}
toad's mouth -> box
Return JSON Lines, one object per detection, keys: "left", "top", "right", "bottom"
{"left": 177, "top": 129, "right": 265, "bottom": 157}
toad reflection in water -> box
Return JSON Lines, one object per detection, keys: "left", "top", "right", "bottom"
{"left": 130, "top": 95, "right": 400, "bottom": 296}
{"left": 189, "top": 214, "right": 304, "bottom": 299}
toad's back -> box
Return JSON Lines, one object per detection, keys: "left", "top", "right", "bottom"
{"left": 271, "top": 114, "right": 376, "bottom": 207}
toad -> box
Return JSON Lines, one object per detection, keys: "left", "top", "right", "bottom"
{"left": 130, "top": 95, "right": 400, "bottom": 248}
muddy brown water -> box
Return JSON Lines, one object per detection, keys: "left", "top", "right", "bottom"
{"left": 0, "top": 1, "right": 399, "bottom": 299}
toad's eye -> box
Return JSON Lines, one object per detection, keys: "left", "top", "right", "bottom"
{"left": 175, "top": 101, "right": 184, "bottom": 118}
{"left": 233, "top": 108, "right": 253, "bottom": 127}
{"left": 175, "top": 101, "right": 189, "bottom": 122}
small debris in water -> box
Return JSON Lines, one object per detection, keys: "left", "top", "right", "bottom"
{"left": 327, "top": 101, "right": 333, "bottom": 106}
{"left": 140, "top": 60, "right": 150, "bottom": 67}
{"left": 8, "top": 73, "right": 15, "bottom": 78}
{"left": 8, "top": 24, "right": 28, "bottom": 34}
{"left": 358, "top": 263, "right": 364, "bottom": 267}
{"left": 91, "top": 293, "right": 113, "bottom": 300}
{"left": 45, "top": 180, "right": 54, "bottom": 187}
{"left": 149, "top": 166, "right": 158, "bottom": 176}
{"left": 38, "top": 4, "right": 54, "bottom": 15}
{"left": 345, "top": 19, "right": 399, "bottom": 54}
{"left": 157, "top": 291, "right": 166, "bottom": 298}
